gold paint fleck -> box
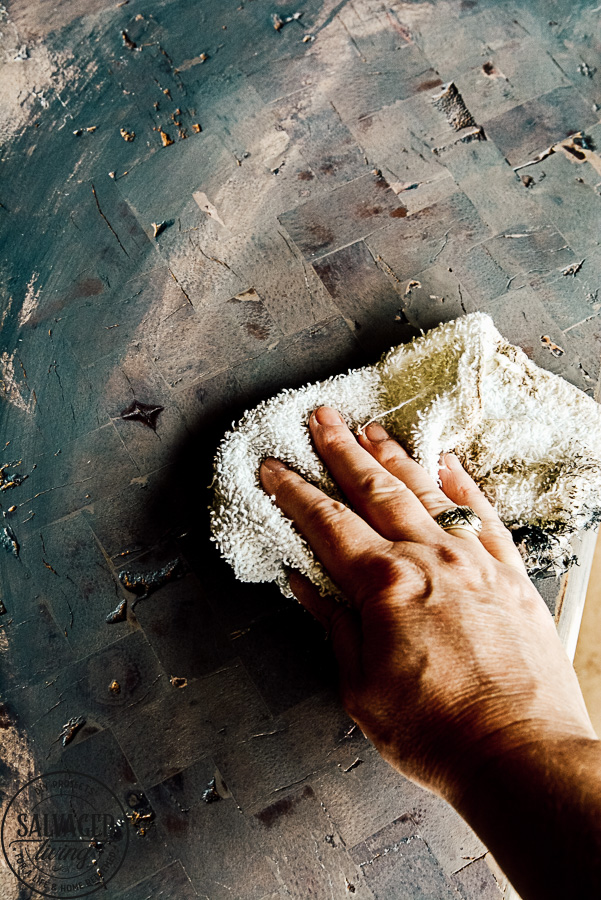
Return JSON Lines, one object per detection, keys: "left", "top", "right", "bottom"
{"left": 540, "top": 335, "right": 565, "bottom": 357}
{"left": 159, "top": 127, "right": 174, "bottom": 147}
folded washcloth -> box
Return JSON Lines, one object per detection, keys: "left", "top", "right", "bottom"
{"left": 210, "top": 312, "right": 601, "bottom": 598}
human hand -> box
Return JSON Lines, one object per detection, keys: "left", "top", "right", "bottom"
{"left": 259, "top": 406, "right": 596, "bottom": 805}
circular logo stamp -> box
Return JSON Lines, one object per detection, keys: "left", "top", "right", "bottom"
{"left": 1, "top": 771, "right": 129, "bottom": 898}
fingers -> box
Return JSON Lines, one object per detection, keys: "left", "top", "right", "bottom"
{"left": 359, "top": 419, "right": 524, "bottom": 568}
{"left": 356, "top": 418, "right": 479, "bottom": 541}
{"left": 357, "top": 420, "right": 525, "bottom": 567}
{"left": 356, "top": 421, "right": 456, "bottom": 521}
{"left": 287, "top": 569, "right": 363, "bottom": 690}
{"left": 438, "top": 453, "right": 526, "bottom": 571}
{"left": 308, "top": 407, "right": 442, "bottom": 543}
{"left": 260, "top": 457, "right": 388, "bottom": 601}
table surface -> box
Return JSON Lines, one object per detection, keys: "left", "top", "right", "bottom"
{"left": 1, "top": 0, "right": 600, "bottom": 897}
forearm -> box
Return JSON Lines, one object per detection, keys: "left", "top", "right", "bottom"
{"left": 453, "top": 735, "right": 601, "bottom": 900}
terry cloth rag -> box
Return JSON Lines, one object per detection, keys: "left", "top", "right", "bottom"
{"left": 210, "top": 312, "right": 601, "bottom": 599}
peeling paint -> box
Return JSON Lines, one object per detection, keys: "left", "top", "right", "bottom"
{"left": 0, "top": 295, "right": 13, "bottom": 332}
{"left": 432, "top": 81, "right": 477, "bottom": 132}
{"left": 562, "top": 259, "right": 585, "bottom": 277}
{"left": 515, "top": 132, "right": 601, "bottom": 176}
{"left": 482, "top": 61, "right": 506, "bottom": 79}
{"left": 540, "top": 334, "right": 565, "bottom": 356}
{"left": 0, "top": 350, "right": 34, "bottom": 413}
{"left": 59, "top": 715, "right": 86, "bottom": 746}
{"left": 118, "top": 399, "right": 164, "bottom": 431}
{"left": 18, "top": 273, "right": 42, "bottom": 327}
{"left": 118, "top": 557, "right": 184, "bottom": 603}
{"left": 1, "top": 524, "right": 19, "bottom": 556}
{"left": 126, "top": 792, "right": 155, "bottom": 836}
{"left": 105, "top": 598, "right": 127, "bottom": 624}
{"left": 193, "top": 190, "right": 227, "bottom": 227}
{"left": 0, "top": 4, "right": 90, "bottom": 146}
{"left": 202, "top": 777, "right": 221, "bottom": 803}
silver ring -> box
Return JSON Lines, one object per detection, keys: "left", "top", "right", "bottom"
{"left": 435, "top": 505, "right": 482, "bottom": 537}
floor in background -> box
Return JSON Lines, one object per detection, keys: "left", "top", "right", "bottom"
{"left": 575, "top": 533, "right": 601, "bottom": 737}
{"left": 1, "top": 0, "right": 600, "bottom": 897}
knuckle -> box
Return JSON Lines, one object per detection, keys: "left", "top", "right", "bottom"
{"left": 358, "top": 549, "right": 435, "bottom": 606}
{"left": 361, "top": 469, "right": 404, "bottom": 500}
{"left": 358, "top": 551, "right": 410, "bottom": 592}
{"left": 419, "top": 490, "right": 448, "bottom": 513}
{"left": 376, "top": 440, "right": 403, "bottom": 468}
{"left": 305, "top": 495, "right": 347, "bottom": 530}
{"left": 434, "top": 539, "right": 474, "bottom": 570}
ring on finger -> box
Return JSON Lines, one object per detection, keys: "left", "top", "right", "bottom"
{"left": 435, "top": 505, "right": 482, "bottom": 538}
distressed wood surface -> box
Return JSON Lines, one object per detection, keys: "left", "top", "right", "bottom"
{"left": 1, "top": 0, "right": 600, "bottom": 897}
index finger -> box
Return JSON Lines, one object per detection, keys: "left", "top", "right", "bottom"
{"left": 260, "top": 458, "right": 390, "bottom": 603}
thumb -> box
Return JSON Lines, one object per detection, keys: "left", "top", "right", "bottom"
{"left": 287, "top": 569, "right": 363, "bottom": 690}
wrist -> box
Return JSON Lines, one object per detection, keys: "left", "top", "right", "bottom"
{"left": 446, "top": 720, "right": 598, "bottom": 808}
{"left": 448, "top": 733, "right": 601, "bottom": 900}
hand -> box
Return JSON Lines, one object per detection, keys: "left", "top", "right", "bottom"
{"left": 259, "top": 406, "right": 596, "bottom": 805}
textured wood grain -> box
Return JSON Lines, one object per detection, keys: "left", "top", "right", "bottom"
{"left": 313, "top": 239, "right": 417, "bottom": 353}
{"left": 278, "top": 171, "right": 408, "bottom": 260}
{"left": 485, "top": 86, "right": 599, "bottom": 167}
{"left": 350, "top": 815, "right": 460, "bottom": 899}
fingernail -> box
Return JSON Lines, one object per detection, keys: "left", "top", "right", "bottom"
{"left": 364, "top": 422, "right": 389, "bottom": 443}
{"left": 444, "top": 452, "right": 458, "bottom": 468}
{"left": 261, "top": 457, "right": 288, "bottom": 473}
{"left": 313, "top": 406, "right": 343, "bottom": 426}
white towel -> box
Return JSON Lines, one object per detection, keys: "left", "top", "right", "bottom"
{"left": 210, "top": 313, "right": 601, "bottom": 598}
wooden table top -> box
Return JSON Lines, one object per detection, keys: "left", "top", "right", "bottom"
{"left": 1, "top": 0, "right": 600, "bottom": 896}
